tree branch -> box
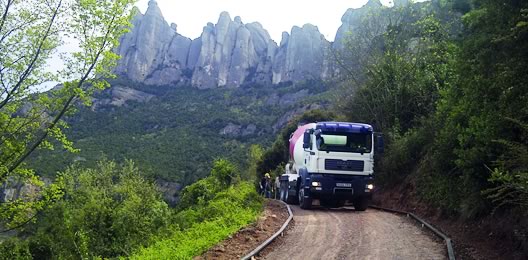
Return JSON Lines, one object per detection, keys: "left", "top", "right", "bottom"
{"left": 0, "top": 212, "right": 38, "bottom": 233}
{"left": 6, "top": 9, "right": 118, "bottom": 174}
{"left": 0, "top": 0, "right": 13, "bottom": 34}
{"left": 0, "top": 0, "right": 62, "bottom": 110}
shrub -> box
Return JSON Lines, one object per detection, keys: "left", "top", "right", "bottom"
{"left": 1, "top": 160, "right": 171, "bottom": 259}
{"left": 132, "top": 182, "right": 262, "bottom": 259}
{"left": 0, "top": 238, "right": 32, "bottom": 260}
{"left": 484, "top": 118, "right": 528, "bottom": 213}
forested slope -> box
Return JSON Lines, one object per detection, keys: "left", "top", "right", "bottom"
{"left": 29, "top": 79, "right": 331, "bottom": 185}
{"left": 256, "top": 0, "right": 528, "bottom": 257}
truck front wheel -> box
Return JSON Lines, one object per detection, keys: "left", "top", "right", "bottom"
{"left": 298, "top": 188, "right": 312, "bottom": 209}
{"left": 353, "top": 197, "right": 369, "bottom": 211}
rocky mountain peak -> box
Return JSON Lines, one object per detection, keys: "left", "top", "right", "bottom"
{"left": 365, "top": 0, "right": 383, "bottom": 8}
{"left": 145, "top": 0, "right": 163, "bottom": 17}
{"left": 115, "top": 1, "right": 392, "bottom": 88}
{"left": 271, "top": 23, "right": 331, "bottom": 84}
{"left": 217, "top": 11, "right": 232, "bottom": 26}
{"left": 280, "top": 32, "right": 289, "bottom": 47}
{"left": 334, "top": 0, "right": 386, "bottom": 50}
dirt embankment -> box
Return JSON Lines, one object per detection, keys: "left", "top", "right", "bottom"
{"left": 373, "top": 184, "right": 528, "bottom": 260}
{"left": 197, "top": 199, "right": 289, "bottom": 259}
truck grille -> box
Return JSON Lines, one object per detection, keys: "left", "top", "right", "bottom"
{"left": 325, "top": 159, "right": 364, "bottom": 172}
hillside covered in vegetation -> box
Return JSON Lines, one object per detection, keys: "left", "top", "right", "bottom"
{"left": 1, "top": 0, "right": 527, "bottom": 258}
{"left": 29, "top": 78, "right": 331, "bottom": 185}
{"left": 255, "top": 0, "right": 528, "bottom": 257}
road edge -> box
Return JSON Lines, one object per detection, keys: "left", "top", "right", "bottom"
{"left": 241, "top": 200, "right": 293, "bottom": 260}
{"left": 370, "top": 205, "right": 456, "bottom": 260}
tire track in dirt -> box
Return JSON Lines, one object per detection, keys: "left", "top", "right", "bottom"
{"left": 264, "top": 206, "right": 445, "bottom": 260}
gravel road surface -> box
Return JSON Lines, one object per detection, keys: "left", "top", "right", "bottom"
{"left": 264, "top": 206, "right": 445, "bottom": 260}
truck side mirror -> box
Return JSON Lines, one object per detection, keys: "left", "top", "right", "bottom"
{"left": 375, "top": 134, "right": 384, "bottom": 154}
{"left": 303, "top": 132, "right": 311, "bottom": 149}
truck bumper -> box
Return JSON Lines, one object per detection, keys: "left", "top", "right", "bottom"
{"left": 306, "top": 173, "right": 373, "bottom": 200}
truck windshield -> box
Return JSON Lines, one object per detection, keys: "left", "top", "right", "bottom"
{"left": 316, "top": 132, "right": 372, "bottom": 153}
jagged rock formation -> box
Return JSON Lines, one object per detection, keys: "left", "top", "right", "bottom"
{"left": 190, "top": 12, "right": 271, "bottom": 88}
{"left": 115, "top": 0, "right": 396, "bottom": 88}
{"left": 334, "top": 0, "right": 412, "bottom": 50}
{"left": 334, "top": 0, "right": 385, "bottom": 50}
{"left": 271, "top": 25, "right": 333, "bottom": 84}
{"left": 114, "top": 1, "right": 192, "bottom": 86}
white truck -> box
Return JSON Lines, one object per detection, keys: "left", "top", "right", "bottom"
{"left": 279, "top": 122, "right": 383, "bottom": 210}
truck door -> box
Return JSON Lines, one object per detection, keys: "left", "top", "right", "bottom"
{"left": 303, "top": 132, "right": 313, "bottom": 167}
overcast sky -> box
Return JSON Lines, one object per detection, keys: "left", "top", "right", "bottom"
{"left": 136, "top": 0, "right": 396, "bottom": 43}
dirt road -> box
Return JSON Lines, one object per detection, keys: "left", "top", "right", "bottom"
{"left": 264, "top": 206, "right": 446, "bottom": 260}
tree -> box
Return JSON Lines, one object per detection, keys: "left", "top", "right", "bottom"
{"left": 0, "top": 0, "right": 136, "bottom": 229}
{"left": 430, "top": 0, "right": 528, "bottom": 215}
{"left": 339, "top": 4, "right": 457, "bottom": 134}
{"left": 1, "top": 160, "right": 171, "bottom": 259}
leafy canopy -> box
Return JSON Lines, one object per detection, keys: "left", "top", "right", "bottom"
{"left": 0, "top": 0, "right": 137, "bottom": 228}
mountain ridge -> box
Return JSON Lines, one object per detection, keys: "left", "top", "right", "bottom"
{"left": 115, "top": 0, "right": 402, "bottom": 88}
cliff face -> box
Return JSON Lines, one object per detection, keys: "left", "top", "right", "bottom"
{"left": 114, "top": 1, "right": 192, "bottom": 86}
{"left": 334, "top": 0, "right": 385, "bottom": 51}
{"left": 115, "top": 0, "right": 390, "bottom": 88}
{"left": 271, "top": 24, "right": 333, "bottom": 84}
{"left": 190, "top": 12, "right": 270, "bottom": 88}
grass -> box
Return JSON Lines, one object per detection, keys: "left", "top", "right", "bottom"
{"left": 130, "top": 182, "right": 263, "bottom": 259}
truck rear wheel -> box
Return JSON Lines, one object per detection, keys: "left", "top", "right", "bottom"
{"left": 298, "top": 188, "right": 312, "bottom": 209}
{"left": 280, "top": 186, "right": 286, "bottom": 201}
{"left": 281, "top": 181, "right": 297, "bottom": 204}
{"left": 354, "top": 197, "right": 369, "bottom": 211}
{"left": 284, "top": 186, "right": 297, "bottom": 204}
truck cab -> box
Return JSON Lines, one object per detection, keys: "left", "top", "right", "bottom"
{"left": 279, "top": 122, "right": 383, "bottom": 210}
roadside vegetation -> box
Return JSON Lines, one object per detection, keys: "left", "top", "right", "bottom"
{"left": 255, "top": 0, "right": 527, "bottom": 255}
{"left": 0, "top": 159, "right": 262, "bottom": 259}
{"left": 2, "top": 0, "right": 527, "bottom": 258}
{"left": 131, "top": 162, "right": 262, "bottom": 259}
{"left": 336, "top": 0, "right": 528, "bottom": 219}
{"left": 0, "top": 0, "right": 137, "bottom": 231}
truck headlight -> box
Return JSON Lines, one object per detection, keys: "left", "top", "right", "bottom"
{"left": 367, "top": 184, "right": 374, "bottom": 190}
{"left": 311, "top": 181, "right": 321, "bottom": 187}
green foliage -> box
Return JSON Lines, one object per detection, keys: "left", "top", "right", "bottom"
{"left": 341, "top": 9, "right": 457, "bottom": 133}
{"left": 484, "top": 118, "right": 528, "bottom": 212}
{"left": 338, "top": 0, "right": 528, "bottom": 219}
{"left": 376, "top": 126, "right": 433, "bottom": 186}
{"left": 131, "top": 160, "right": 262, "bottom": 259}
{"left": 0, "top": 0, "right": 136, "bottom": 228}
{"left": 1, "top": 158, "right": 263, "bottom": 260}
{"left": 0, "top": 160, "right": 171, "bottom": 259}
{"left": 30, "top": 79, "right": 330, "bottom": 185}
{"left": 246, "top": 144, "right": 264, "bottom": 181}
{"left": 0, "top": 172, "right": 64, "bottom": 230}
{"left": 426, "top": 0, "right": 528, "bottom": 216}
{"left": 0, "top": 238, "right": 32, "bottom": 260}
{"left": 210, "top": 159, "right": 240, "bottom": 187}
{"left": 178, "top": 159, "right": 239, "bottom": 210}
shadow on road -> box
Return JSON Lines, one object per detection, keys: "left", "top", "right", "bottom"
{"left": 291, "top": 205, "right": 367, "bottom": 214}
